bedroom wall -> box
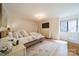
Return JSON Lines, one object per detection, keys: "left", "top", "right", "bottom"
{"left": 2, "top": 4, "right": 38, "bottom": 33}
{"left": 38, "top": 18, "right": 59, "bottom": 39}
{"left": 50, "top": 18, "right": 59, "bottom": 39}
{"left": 38, "top": 19, "right": 51, "bottom": 38}
{"left": 7, "top": 16, "right": 38, "bottom": 32}
{"left": 2, "top": 5, "right": 7, "bottom": 27}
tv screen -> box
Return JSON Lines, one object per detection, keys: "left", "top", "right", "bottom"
{"left": 42, "top": 22, "right": 49, "bottom": 28}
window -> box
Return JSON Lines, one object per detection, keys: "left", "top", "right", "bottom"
{"left": 60, "top": 21, "right": 68, "bottom": 32}
{"left": 68, "top": 20, "right": 77, "bottom": 32}
{"left": 60, "top": 19, "right": 78, "bottom": 32}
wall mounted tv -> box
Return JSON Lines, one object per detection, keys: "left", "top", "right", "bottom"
{"left": 42, "top": 22, "right": 49, "bottom": 28}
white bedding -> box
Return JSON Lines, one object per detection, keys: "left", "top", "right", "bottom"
{"left": 18, "top": 36, "right": 36, "bottom": 44}
{"left": 8, "top": 30, "right": 44, "bottom": 44}
{"left": 18, "top": 32, "right": 44, "bottom": 44}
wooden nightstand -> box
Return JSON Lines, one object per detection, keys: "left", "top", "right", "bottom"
{"left": 0, "top": 29, "right": 8, "bottom": 38}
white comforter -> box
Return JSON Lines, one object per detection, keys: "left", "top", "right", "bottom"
{"left": 8, "top": 31, "right": 44, "bottom": 44}
{"left": 18, "top": 36, "right": 36, "bottom": 44}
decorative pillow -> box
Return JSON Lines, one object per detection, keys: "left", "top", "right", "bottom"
{"left": 30, "top": 32, "right": 37, "bottom": 36}
{"left": 11, "top": 30, "right": 29, "bottom": 38}
{"left": 17, "top": 31, "right": 23, "bottom": 38}
{"left": 19, "top": 31, "right": 25, "bottom": 37}
{"left": 30, "top": 32, "right": 44, "bottom": 39}
{"left": 20, "top": 30, "right": 29, "bottom": 37}
{"left": 12, "top": 32, "right": 18, "bottom": 39}
{"left": 8, "top": 32, "right": 13, "bottom": 38}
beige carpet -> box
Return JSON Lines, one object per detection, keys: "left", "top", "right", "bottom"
{"left": 26, "top": 40, "right": 67, "bottom": 56}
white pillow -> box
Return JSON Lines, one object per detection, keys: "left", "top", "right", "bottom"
{"left": 20, "top": 30, "right": 29, "bottom": 37}
{"left": 12, "top": 32, "right": 18, "bottom": 39}
{"left": 30, "top": 32, "right": 42, "bottom": 36}
{"left": 17, "top": 31, "right": 23, "bottom": 38}
{"left": 30, "top": 32, "right": 44, "bottom": 39}
{"left": 30, "top": 32, "right": 38, "bottom": 36}
{"left": 8, "top": 32, "right": 13, "bottom": 38}
{"left": 11, "top": 30, "right": 29, "bottom": 38}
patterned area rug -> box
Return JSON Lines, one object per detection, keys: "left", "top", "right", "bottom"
{"left": 26, "top": 40, "right": 67, "bottom": 56}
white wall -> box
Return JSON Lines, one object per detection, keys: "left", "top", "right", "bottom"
{"left": 38, "top": 18, "right": 59, "bottom": 39}
{"left": 2, "top": 4, "right": 7, "bottom": 27}
{"left": 39, "top": 19, "right": 50, "bottom": 38}
{"left": 2, "top": 4, "right": 38, "bottom": 33}
{"left": 7, "top": 16, "right": 38, "bottom": 32}
{"left": 2, "top": 5, "right": 38, "bottom": 32}
{"left": 50, "top": 18, "right": 59, "bottom": 39}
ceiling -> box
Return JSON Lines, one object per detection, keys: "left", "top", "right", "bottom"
{"left": 3, "top": 3, "right": 79, "bottom": 21}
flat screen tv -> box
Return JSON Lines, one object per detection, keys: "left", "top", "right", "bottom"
{"left": 42, "top": 22, "right": 49, "bottom": 28}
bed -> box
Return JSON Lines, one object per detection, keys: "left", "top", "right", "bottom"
{"left": 8, "top": 30, "right": 45, "bottom": 48}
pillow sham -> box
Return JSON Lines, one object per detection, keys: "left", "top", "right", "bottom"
{"left": 12, "top": 32, "right": 18, "bottom": 39}
{"left": 20, "top": 30, "right": 29, "bottom": 37}
{"left": 8, "top": 32, "right": 13, "bottom": 38}
{"left": 30, "top": 32, "right": 44, "bottom": 39}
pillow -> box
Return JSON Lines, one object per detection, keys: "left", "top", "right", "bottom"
{"left": 8, "top": 32, "right": 13, "bottom": 38}
{"left": 12, "top": 32, "right": 18, "bottom": 39}
{"left": 20, "top": 30, "right": 29, "bottom": 37}
{"left": 19, "top": 31, "right": 25, "bottom": 37}
{"left": 12, "top": 30, "right": 29, "bottom": 38}
{"left": 30, "top": 32, "right": 38, "bottom": 36}
{"left": 30, "top": 32, "right": 42, "bottom": 36}
{"left": 30, "top": 32, "right": 44, "bottom": 39}
{"left": 17, "top": 31, "right": 23, "bottom": 38}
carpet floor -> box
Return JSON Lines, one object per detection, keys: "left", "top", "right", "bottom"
{"left": 26, "top": 39, "right": 68, "bottom": 56}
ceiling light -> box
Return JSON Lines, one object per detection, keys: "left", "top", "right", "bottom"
{"left": 34, "top": 13, "right": 46, "bottom": 19}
